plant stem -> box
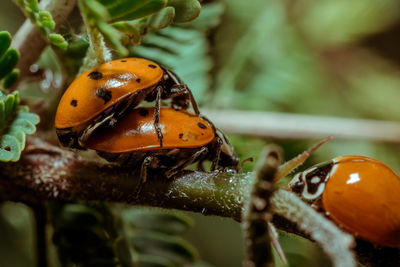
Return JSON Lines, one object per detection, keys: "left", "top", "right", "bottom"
{"left": 11, "top": 0, "right": 77, "bottom": 83}
{"left": 203, "top": 109, "right": 400, "bottom": 143}
{"left": 30, "top": 203, "right": 48, "bottom": 267}
{"left": 78, "top": 0, "right": 110, "bottom": 68}
{"left": 0, "top": 137, "right": 398, "bottom": 266}
{"left": 242, "top": 146, "right": 281, "bottom": 267}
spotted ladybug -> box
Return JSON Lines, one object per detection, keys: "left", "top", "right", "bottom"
{"left": 55, "top": 58, "right": 199, "bottom": 149}
{"left": 84, "top": 107, "right": 239, "bottom": 191}
{"left": 289, "top": 155, "right": 400, "bottom": 248}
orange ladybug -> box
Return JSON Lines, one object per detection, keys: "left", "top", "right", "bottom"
{"left": 289, "top": 155, "right": 400, "bottom": 248}
{"left": 55, "top": 58, "right": 199, "bottom": 149}
{"left": 84, "top": 107, "right": 238, "bottom": 191}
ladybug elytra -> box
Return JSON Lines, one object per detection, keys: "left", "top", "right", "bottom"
{"left": 55, "top": 58, "right": 199, "bottom": 149}
{"left": 83, "top": 107, "right": 239, "bottom": 192}
{"left": 289, "top": 155, "right": 400, "bottom": 248}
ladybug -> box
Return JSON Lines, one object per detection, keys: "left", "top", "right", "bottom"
{"left": 288, "top": 155, "right": 400, "bottom": 248}
{"left": 55, "top": 58, "right": 199, "bottom": 149}
{"left": 84, "top": 107, "right": 239, "bottom": 191}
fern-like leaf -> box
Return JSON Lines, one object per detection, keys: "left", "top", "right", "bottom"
{"left": 80, "top": 0, "right": 202, "bottom": 57}
{"left": 123, "top": 209, "right": 201, "bottom": 266}
{"left": 132, "top": 2, "right": 224, "bottom": 103}
{"left": 0, "top": 31, "right": 20, "bottom": 89}
{"left": 0, "top": 91, "right": 39, "bottom": 162}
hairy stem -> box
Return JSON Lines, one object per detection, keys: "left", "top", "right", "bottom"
{"left": 242, "top": 146, "right": 281, "bottom": 267}
{"left": 78, "top": 0, "right": 111, "bottom": 68}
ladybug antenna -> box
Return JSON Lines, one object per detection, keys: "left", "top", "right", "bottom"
{"left": 238, "top": 157, "right": 254, "bottom": 172}
{"left": 274, "top": 136, "right": 332, "bottom": 182}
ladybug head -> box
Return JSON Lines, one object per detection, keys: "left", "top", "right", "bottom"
{"left": 216, "top": 129, "right": 239, "bottom": 171}
{"left": 288, "top": 161, "right": 334, "bottom": 201}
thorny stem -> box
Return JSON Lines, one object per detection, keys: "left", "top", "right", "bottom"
{"left": 242, "top": 146, "right": 281, "bottom": 267}
{"left": 271, "top": 190, "right": 356, "bottom": 267}
{"left": 0, "top": 137, "right": 397, "bottom": 266}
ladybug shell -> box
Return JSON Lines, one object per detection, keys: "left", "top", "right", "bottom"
{"left": 84, "top": 108, "right": 215, "bottom": 153}
{"left": 322, "top": 155, "right": 400, "bottom": 247}
{"left": 55, "top": 58, "right": 163, "bottom": 129}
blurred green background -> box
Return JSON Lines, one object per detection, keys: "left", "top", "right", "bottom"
{"left": 2, "top": 0, "right": 400, "bottom": 266}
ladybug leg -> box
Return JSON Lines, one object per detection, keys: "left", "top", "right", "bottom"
{"left": 197, "top": 159, "right": 206, "bottom": 172}
{"left": 210, "top": 137, "right": 223, "bottom": 171}
{"left": 134, "top": 155, "right": 156, "bottom": 197}
{"left": 154, "top": 86, "right": 164, "bottom": 147}
{"left": 165, "top": 147, "right": 208, "bottom": 178}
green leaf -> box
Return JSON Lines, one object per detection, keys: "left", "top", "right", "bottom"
{"left": 26, "top": 0, "right": 40, "bottom": 13}
{"left": 49, "top": 33, "right": 68, "bottom": 49}
{"left": 15, "top": 0, "right": 68, "bottom": 49}
{"left": 0, "top": 31, "right": 12, "bottom": 58}
{"left": 138, "top": 254, "right": 175, "bottom": 267}
{"left": 97, "top": 21, "right": 129, "bottom": 55}
{"left": 134, "top": 26, "right": 211, "bottom": 103}
{"left": 132, "top": 230, "right": 198, "bottom": 263}
{"left": 3, "top": 69, "right": 20, "bottom": 89}
{"left": 112, "top": 20, "right": 146, "bottom": 45}
{"left": 182, "top": 2, "right": 224, "bottom": 30}
{"left": 38, "top": 10, "right": 56, "bottom": 30}
{"left": 55, "top": 204, "right": 103, "bottom": 229}
{"left": 149, "top": 6, "right": 175, "bottom": 30}
{"left": 0, "top": 49, "right": 19, "bottom": 80}
{"left": 0, "top": 135, "right": 21, "bottom": 162}
{"left": 99, "top": 0, "right": 167, "bottom": 22}
{"left": 167, "top": 0, "right": 201, "bottom": 23}
{"left": 0, "top": 91, "right": 39, "bottom": 162}
{"left": 125, "top": 210, "right": 193, "bottom": 235}
{"left": 84, "top": 0, "right": 110, "bottom": 20}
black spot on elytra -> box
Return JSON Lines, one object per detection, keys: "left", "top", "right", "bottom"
{"left": 197, "top": 122, "right": 207, "bottom": 129}
{"left": 70, "top": 99, "right": 77, "bottom": 107}
{"left": 3, "top": 146, "right": 11, "bottom": 151}
{"left": 96, "top": 88, "right": 112, "bottom": 104}
{"left": 148, "top": 64, "right": 157, "bottom": 69}
{"left": 121, "top": 60, "right": 127, "bottom": 62}
{"left": 139, "top": 109, "right": 149, "bottom": 117}
{"left": 179, "top": 133, "right": 184, "bottom": 139}
{"left": 136, "top": 78, "right": 141, "bottom": 83}
{"left": 88, "top": 71, "right": 103, "bottom": 80}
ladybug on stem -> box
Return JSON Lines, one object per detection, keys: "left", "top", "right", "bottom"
{"left": 288, "top": 155, "right": 400, "bottom": 248}
{"left": 55, "top": 58, "right": 199, "bottom": 149}
{"left": 83, "top": 107, "right": 239, "bottom": 193}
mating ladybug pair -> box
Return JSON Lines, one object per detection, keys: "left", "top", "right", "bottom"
{"left": 55, "top": 58, "right": 239, "bottom": 188}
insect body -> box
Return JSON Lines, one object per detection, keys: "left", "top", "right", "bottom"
{"left": 55, "top": 58, "right": 199, "bottom": 149}
{"left": 84, "top": 107, "right": 239, "bottom": 190}
{"left": 289, "top": 155, "right": 400, "bottom": 248}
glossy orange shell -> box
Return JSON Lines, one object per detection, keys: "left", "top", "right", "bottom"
{"left": 84, "top": 108, "right": 215, "bottom": 153}
{"left": 55, "top": 58, "right": 164, "bottom": 129}
{"left": 322, "top": 155, "right": 400, "bottom": 247}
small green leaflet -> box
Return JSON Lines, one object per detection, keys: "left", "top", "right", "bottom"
{"left": 0, "top": 91, "right": 40, "bottom": 162}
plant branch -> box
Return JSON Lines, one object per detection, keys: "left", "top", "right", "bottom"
{"left": 0, "top": 137, "right": 398, "bottom": 266}
{"left": 202, "top": 109, "right": 400, "bottom": 143}
{"left": 11, "top": 0, "right": 77, "bottom": 82}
